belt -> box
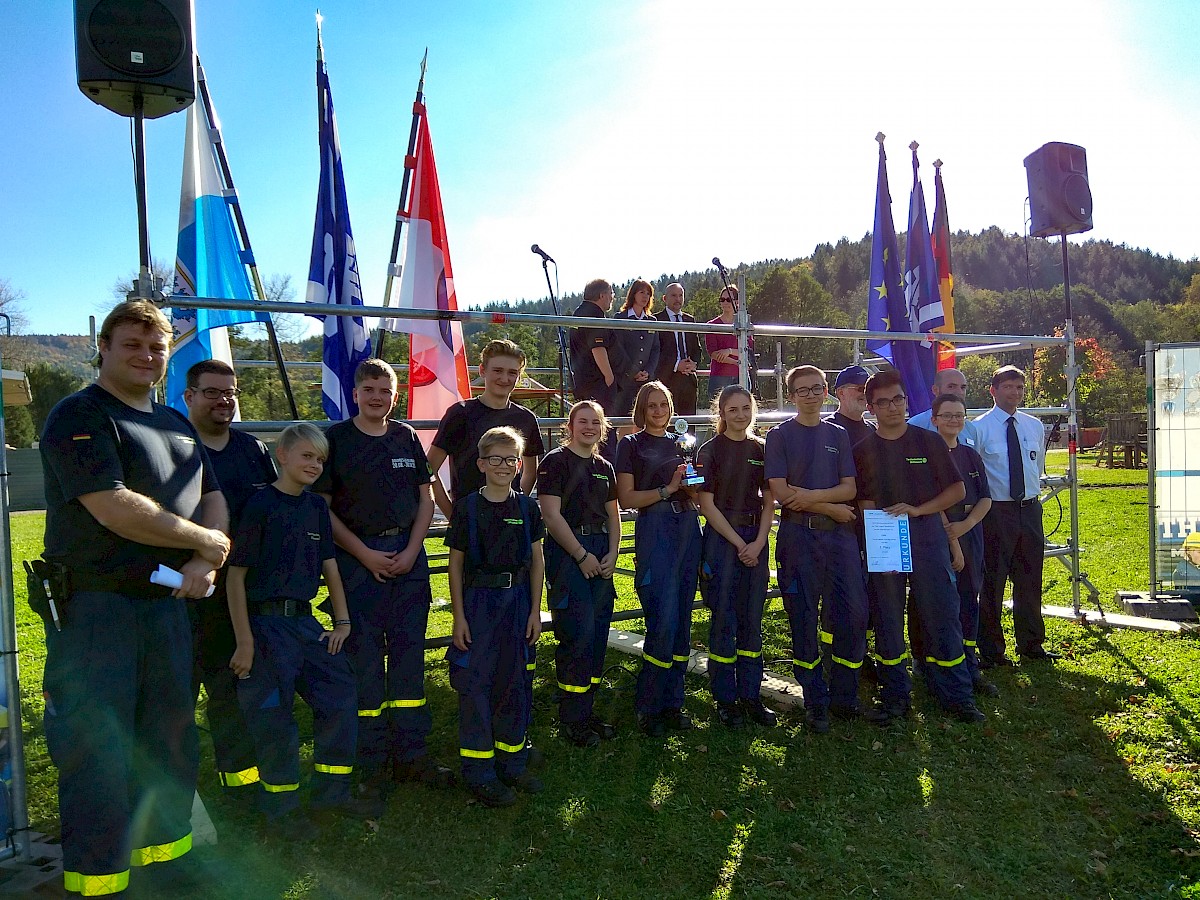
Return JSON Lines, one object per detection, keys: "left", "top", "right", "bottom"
{"left": 723, "top": 512, "right": 760, "bottom": 527}
{"left": 781, "top": 510, "right": 839, "bottom": 531}
{"left": 368, "top": 525, "right": 408, "bottom": 537}
{"left": 644, "top": 499, "right": 696, "bottom": 515}
{"left": 70, "top": 570, "right": 169, "bottom": 598}
{"left": 1001, "top": 498, "right": 1040, "bottom": 508}
{"left": 467, "top": 568, "right": 528, "bottom": 590}
{"left": 251, "top": 598, "right": 313, "bottom": 617}
{"left": 573, "top": 523, "right": 608, "bottom": 536}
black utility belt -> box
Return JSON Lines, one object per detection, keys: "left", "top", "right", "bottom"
{"left": 251, "top": 598, "right": 313, "bottom": 617}
{"left": 1003, "top": 498, "right": 1040, "bottom": 508}
{"left": 722, "top": 512, "right": 760, "bottom": 528}
{"left": 367, "top": 524, "right": 411, "bottom": 538}
{"left": 781, "top": 511, "right": 841, "bottom": 531}
{"left": 643, "top": 499, "right": 696, "bottom": 515}
{"left": 572, "top": 523, "right": 608, "bottom": 536}
{"left": 467, "top": 568, "right": 529, "bottom": 590}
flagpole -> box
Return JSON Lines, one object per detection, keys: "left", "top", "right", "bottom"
{"left": 195, "top": 61, "right": 299, "bottom": 419}
{"left": 376, "top": 50, "right": 429, "bottom": 360}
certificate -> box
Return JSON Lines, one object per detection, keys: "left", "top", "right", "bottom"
{"left": 863, "top": 510, "right": 912, "bottom": 573}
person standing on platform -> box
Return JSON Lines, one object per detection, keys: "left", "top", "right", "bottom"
{"left": 39, "top": 300, "right": 230, "bottom": 896}
{"left": 932, "top": 395, "right": 998, "bottom": 697}
{"left": 655, "top": 282, "right": 704, "bottom": 416}
{"left": 315, "top": 359, "right": 454, "bottom": 800}
{"left": 907, "top": 368, "right": 980, "bottom": 447}
{"left": 446, "top": 427, "right": 546, "bottom": 807}
{"left": 614, "top": 280, "right": 660, "bottom": 419}
{"left": 429, "top": 339, "right": 545, "bottom": 516}
{"left": 704, "top": 286, "right": 752, "bottom": 400}
{"left": 824, "top": 365, "right": 874, "bottom": 449}
{"left": 616, "top": 382, "right": 703, "bottom": 737}
{"left": 696, "top": 385, "right": 777, "bottom": 729}
{"left": 537, "top": 401, "right": 622, "bottom": 747}
{"left": 973, "top": 365, "right": 1059, "bottom": 666}
{"left": 766, "top": 366, "right": 867, "bottom": 732}
{"left": 854, "top": 370, "right": 984, "bottom": 725}
{"left": 569, "top": 279, "right": 628, "bottom": 417}
{"left": 184, "top": 359, "right": 277, "bottom": 796}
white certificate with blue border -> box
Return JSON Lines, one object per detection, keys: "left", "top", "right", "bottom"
{"left": 863, "top": 510, "right": 912, "bottom": 573}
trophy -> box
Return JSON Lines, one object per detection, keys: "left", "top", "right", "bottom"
{"left": 673, "top": 418, "right": 706, "bottom": 487}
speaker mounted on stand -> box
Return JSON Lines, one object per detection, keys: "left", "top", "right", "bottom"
{"left": 1024, "top": 141, "right": 1093, "bottom": 238}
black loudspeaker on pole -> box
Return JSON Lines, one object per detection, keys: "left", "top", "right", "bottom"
{"left": 1024, "top": 142, "right": 1093, "bottom": 239}
{"left": 75, "top": 0, "right": 196, "bottom": 119}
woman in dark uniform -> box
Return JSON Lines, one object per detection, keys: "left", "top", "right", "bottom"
{"left": 537, "top": 401, "right": 622, "bottom": 748}
{"left": 614, "top": 280, "right": 661, "bottom": 422}
{"left": 933, "top": 394, "right": 997, "bottom": 698}
{"left": 695, "top": 385, "right": 777, "bottom": 728}
{"left": 615, "top": 381, "right": 702, "bottom": 737}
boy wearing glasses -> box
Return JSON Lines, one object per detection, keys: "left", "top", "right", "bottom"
{"left": 765, "top": 366, "right": 867, "bottom": 732}
{"left": 853, "top": 371, "right": 984, "bottom": 725}
{"left": 315, "top": 358, "right": 454, "bottom": 802}
{"left": 184, "top": 360, "right": 277, "bottom": 796}
{"left": 446, "top": 427, "right": 546, "bottom": 807}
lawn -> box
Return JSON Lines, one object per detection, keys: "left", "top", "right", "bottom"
{"left": 7, "top": 451, "right": 1200, "bottom": 898}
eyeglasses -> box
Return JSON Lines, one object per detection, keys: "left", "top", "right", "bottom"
{"left": 935, "top": 413, "right": 965, "bottom": 421}
{"left": 790, "top": 385, "right": 825, "bottom": 398}
{"left": 871, "top": 395, "right": 907, "bottom": 409}
{"left": 483, "top": 455, "right": 520, "bottom": 468}
{"left": 199, "top": 388, "right": 241, "bottom": 400}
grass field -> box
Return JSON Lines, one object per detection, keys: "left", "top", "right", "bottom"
{"left": 7, "top": 451, "right": 1200, "bottom": 898}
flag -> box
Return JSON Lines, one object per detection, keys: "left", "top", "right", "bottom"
{"left": 306, "top": 34, "right": 370, "bottom": 421}
{"left": 383, "top": 102, "right": 471, "bottom": 423}
{"left": 900, "top": 144, "right": 941, "bottom": 415}
{"left": 865, "top": 136, "right": 931, "bottom": 412}
{"left": 930, "top": 161, "right": 957, "bottom": 370}
{"left": 165, "top": 97, "right": 268, "bottom": 413}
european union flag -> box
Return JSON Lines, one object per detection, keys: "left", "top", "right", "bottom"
{"left": 866, "top": 136, "right": 931, "bottom": 412}
{"left": 306, "top": 30, "right": 370, "bottom": 421}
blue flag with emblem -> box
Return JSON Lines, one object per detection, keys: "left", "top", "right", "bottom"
{"left": 306, "top": 24, "right": 370, "bottom": 420}
{"left": 901, "top": 143, "right": 941, "bottom": 414}
{"left": 166, "top": 92, "right": 268, "bottom": 413}
{"left": 865, "top": 135, "right": 930, "bottom": 412}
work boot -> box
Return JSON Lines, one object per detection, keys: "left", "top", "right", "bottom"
{"left": 586, "top": 716, "right": 617, "bottom": 741}
{"left": 393, "top": 755, "right": 457, "bottom": 788}
{"left": 741, "top": 698, "right": 778, "bottom": 727}
{"left": 716, "top": 701, "right": 745, "bottom": 729}
{"left": 469, "top": 780, "right": 517, "bottom": 808}
{"left": 564, "top": 721, "right": 601, "bottom": 748}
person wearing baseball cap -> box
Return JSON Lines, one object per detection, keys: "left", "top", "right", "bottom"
{"left": 825, "top": 366, "right": 873, "bottom": 450}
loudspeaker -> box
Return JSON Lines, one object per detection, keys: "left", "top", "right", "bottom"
{"left": 75, "top": 0, "right": 195, "bottom": 119}
{"left": 1024, "top": 142, "right": 1093, "bottom": 238}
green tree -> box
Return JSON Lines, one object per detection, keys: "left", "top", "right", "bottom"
{"left": 4, "top": 405, "right": 35, "bottom": 448}
{"left": 26, "top": 363, "right": 87, "bottom": 437}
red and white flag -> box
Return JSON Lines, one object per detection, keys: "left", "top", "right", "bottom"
{"left": 384, "top": 102, "right": 471, "bottom": 427}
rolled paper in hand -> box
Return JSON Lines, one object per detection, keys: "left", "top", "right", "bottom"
{"left": 150, "top": 564, "right": 215, "bottom": 597}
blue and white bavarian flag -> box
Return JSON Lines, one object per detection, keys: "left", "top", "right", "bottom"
{"left": 166, "top": 91, "right": 267, "bottom": 413}
{"left": 306, "top": 35, "right": 370, "bottom": 421}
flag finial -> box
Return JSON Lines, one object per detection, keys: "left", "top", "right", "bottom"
{"left": 875, "top": 131, "right": 886, "bottom": 144}
{"left": 316, "top": 10, "right": 325, "bottom": 61}
{"left": 909, "top": 140, "right": 919, "bottom": 152}
{"left": 934, "top": 158, "right": 943, "bottom": 170}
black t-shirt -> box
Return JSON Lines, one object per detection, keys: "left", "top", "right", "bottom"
{"left": 207, "top": 428, "right": 277, "bottom": 534}
{"left": 853, "top": 426, "right": 962, "bottom": 511}
{"left": 230, "top": 485, "right": 334, "bottom": 603}
{"left": 569, "top": 300, "right": 627, "bottom": 396}
{"left": 432, "top": 399, "right": 545, "bottom": 502}
{"left": 695, "top": 433, "right": 766, "bottom": 516}
{"left": 41, "top": 384, "right": 218, "bottom": 579}
{"left": 615, "top": 430, "right": 688, "bottom": 502}
{"left": 536, "top": 446, "right": 617, "bottom": 529}
{"left": 824, "top": 411, "right": 874, "bottom": 450}
{"left": 445, "top": 490, "right": 545, "bottom": 579}
{"left": 312, "top": 418, "right": 432, "bottom": 536}
{"left": 947, "top": 442, "right": 991, "bottom": 523}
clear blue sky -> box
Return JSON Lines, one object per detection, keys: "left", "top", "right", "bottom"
{"left": 3, "top": 0, "right": 1198, "bottom": 336}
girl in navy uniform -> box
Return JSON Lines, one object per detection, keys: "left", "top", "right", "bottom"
{"left": 695, "top": 386, "right": 777, "bottom": 729}
{"left": 933, "top": 394, "right": 996, "bottom": 698}
{"left": 537, "top": 401, "right": 622, "bottom": 747}
{"left": 615, "top": 381, "right": 702, "bottom": 737}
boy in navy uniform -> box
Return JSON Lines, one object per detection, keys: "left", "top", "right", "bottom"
{"left": 853, "top": 371, "right": 984, "bottom": 725}
{"left": 446, "top": 427, "right": 546, "bottom": 807}
{"left": 766, "top": 366, "right": 867, "bottom": 732}
{"left": 314, "top": 359, "right": 453, "bottom": 795}
{"left": 228, "top": 423, "right": 371, "bottom": 834}
{"left": 40, "top": 301, "right": 230, "bottom": 896}
{"left": 184, "top": 359, "right": 277, "bottom": 793}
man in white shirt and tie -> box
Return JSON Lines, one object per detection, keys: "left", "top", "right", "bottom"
{"left": 654, "top": 282, "right": 703, "bottom": 415}
{"left": 972, "top": 365, "right": 1059, "bottom": 666}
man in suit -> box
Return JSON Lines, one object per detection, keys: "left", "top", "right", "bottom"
{"left": 655, "top": 282, "right": 704, "bottom": 415}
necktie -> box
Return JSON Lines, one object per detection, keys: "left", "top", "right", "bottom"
{"left": 1006, "top": 416, "right": 1025, "bottom": 501}
{"left": 674, "top": 313, "right": 685, "bottom": 362}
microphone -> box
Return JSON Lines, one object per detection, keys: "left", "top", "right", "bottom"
{"left": 531, "top": 244, "right": 555, "bottom": 264}
{"left": 712, "top": 257, "right": 726, "bottom": 272}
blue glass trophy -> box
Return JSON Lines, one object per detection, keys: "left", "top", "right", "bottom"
{"left": 673, "top": 418, "right": 706, "bottom": 487}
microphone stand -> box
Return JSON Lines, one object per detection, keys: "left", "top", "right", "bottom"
{"left": 714, "top": 259, "right": 756, "bottom": 395}
{"left": 539, "top": 257, "right": 573, "bottom": 411}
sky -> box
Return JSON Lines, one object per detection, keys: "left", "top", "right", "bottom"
{"left": 3, "top": 0, "right": 1199, "bottom": 336}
